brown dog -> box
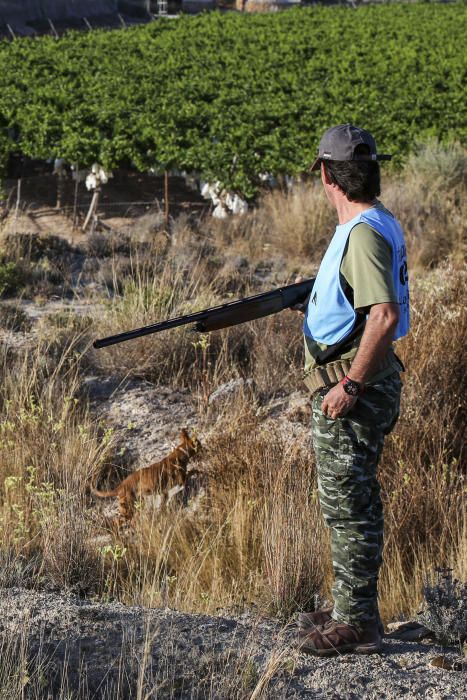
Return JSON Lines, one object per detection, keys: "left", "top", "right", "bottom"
{"left": 91, "top": 429, "right": 201, "bottom": 523}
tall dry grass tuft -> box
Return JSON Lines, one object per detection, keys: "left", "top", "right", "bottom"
{"left": 92, "top": 254, "right": 305, "bottom": 399}
{"left": 39, "top": 498, "right": 102, "bottom": 593}
{"left": 0, "top": 328, "right": 115, "bottom": 593}
{"left": 92, "top": 257, "right": 250, "bottom": 391}
{"left": 378, "top": 263, "right": 466, "bottom": 620}
{"left": 207, "top": 180, "right": 333, "bottom": 267}
{"left": 262, "top": 444, "right": 326, "bottom": 618}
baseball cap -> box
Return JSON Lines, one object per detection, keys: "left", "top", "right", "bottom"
{"left": 310, "top": 124, "right": 392, "bottom": 171}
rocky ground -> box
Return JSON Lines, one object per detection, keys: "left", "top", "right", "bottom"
{"left": 1, "top": 588, "right": 465, "bottom": 700}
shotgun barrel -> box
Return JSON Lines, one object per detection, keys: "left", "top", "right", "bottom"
{"left": 93, "top": 278, "right": 315, "bottom": 349}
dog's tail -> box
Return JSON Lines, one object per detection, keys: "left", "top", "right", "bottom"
{"left": 90, "top": 482, "right": 119, "bottom": 499}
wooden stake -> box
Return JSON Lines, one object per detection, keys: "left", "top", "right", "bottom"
{"left": 82, "top": 187, "right": 100, "bottom": 233}
{"left": 164, "top": 170, "right": 169, "bottom": 224}
{"left": 72, "top": 166, "right": 79, "bottom": 228}
{"left": 14, "top": 178, "right": 21, "bottom": 234}
{"left": 55, "top": 170, "right": 65, "bottom": 210}
{"left": 48, "top": 18, "right": 59, "bottom": 39}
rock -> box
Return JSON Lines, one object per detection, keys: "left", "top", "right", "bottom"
{"left": 429, "top": 655, "right": 466, "bottom": 671}
{"left": 92, "top": 379, "right": 198, "bottom": 467}
{"left": 82, "top": 375, "right": 129, "bottom": 402}
{"left": 386, "top": 621, "right": 432, "bottom": 641}
{"left": 208, "top": 378, "right": 254, "bottom": 406}
{"left": 286, "top": 392, "right": 312, "bottom": 424}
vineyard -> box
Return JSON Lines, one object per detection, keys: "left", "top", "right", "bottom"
{"left": 1, "top": 3, "right": 466, "bottom": 197}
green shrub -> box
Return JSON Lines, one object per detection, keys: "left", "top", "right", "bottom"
{"left": 0, "top": 261, "right": 22, "bottom": 296}
{"left": 406, "top": 139, "right": 467, "bottom": 189}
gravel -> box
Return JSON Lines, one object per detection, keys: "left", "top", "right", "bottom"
{"left": 0, "top": 588, "right": 464, "bottom": 700}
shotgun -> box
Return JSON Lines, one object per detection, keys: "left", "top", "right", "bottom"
{"left": 93, "top": 277, "right": 366, "bottom": 366}
{"left": 93, "top": 278, "right": 315, "bottom": 349}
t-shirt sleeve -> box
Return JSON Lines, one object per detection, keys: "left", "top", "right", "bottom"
{"left": 340, "top": 222, "right": 397, "bottom": 311}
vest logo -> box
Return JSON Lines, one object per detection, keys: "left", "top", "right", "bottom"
{"left": 311, "top": 291, "right": 317, "bottom": 305}
{"left": 399, "top": 261, "right": 408, "bottom": 285}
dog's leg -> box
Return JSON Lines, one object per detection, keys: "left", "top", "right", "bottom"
{"left": 160, "top": 490, "right": 168, "bottom": 509}
{"left": 118, "top": 489, "right": 135, "bottom": 522}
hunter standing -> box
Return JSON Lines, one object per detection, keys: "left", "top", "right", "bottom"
{"left": 298, "top": 124, "right": 410, "bottom": 655}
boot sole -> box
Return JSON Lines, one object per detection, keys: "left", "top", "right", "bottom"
{"left": 299, "top": 640, "right": 383, "bottom": 657}
{"left": 297, "top": 617, "right": 385, "bottom": 637}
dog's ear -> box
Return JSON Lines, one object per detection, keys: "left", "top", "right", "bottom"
{"left": 180, "top": 428, "right": 189, "bottom": 441}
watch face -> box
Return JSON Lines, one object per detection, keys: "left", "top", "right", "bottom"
{"left": 343, "top": 379, "right": 360, "bottom": 396}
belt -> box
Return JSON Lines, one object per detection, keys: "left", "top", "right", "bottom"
{"left": 303, "top": 354, "right": 395, "bottom": 396}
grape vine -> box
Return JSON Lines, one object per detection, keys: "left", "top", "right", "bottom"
{"left": 0, "top": 4, "right": 465, "bottom": 197}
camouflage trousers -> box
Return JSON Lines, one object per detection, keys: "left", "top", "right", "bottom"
{"left": 311, "top": 372, "right": 402, "bottom": 628}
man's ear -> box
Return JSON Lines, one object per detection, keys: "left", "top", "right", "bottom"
{"left": 321, "top": 161, "right": 332, "bottom": 185}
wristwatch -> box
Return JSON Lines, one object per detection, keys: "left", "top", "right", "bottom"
{"left": 340, "top": 376, "right": 364, "bottom": 396}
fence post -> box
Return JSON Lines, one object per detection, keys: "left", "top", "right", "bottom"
{"left": 55, "top": 171, "right": 65, "bottom": 210}
{"left": 72, "top": 166, "right": 79, "bottom": 229}
{"left": 164, "top": 170, "right": 170, "bottom": 224}
{"left": 14, "top": 178, "right": 21, "bottom": 235}
{"left": 82, "top": 186, "right": 100, "bottom": 233}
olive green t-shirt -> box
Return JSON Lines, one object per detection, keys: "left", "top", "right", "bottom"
{"left": 304, "top": 203, "right": 400, "bottom": 380}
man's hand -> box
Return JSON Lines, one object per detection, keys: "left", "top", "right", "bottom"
{"left": 321, "top": 382, "right": 357, "bottom": 420}
{"left": 291, "top": 275, "right": 307, "bottom": 314}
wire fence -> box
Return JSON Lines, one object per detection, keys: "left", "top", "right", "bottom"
{"left": 2, "top": 172, "right": 208, "bottom": 236}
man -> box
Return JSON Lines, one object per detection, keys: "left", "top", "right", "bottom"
{"left": 297, "top": 124, "right": 410, "bottom": 656}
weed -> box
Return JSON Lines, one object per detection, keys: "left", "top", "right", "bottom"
{"left": 0, "top": 303, "right": 31, "bottom": 331}
{"left": 418, "top": 568, "right": 467, "bottom": 646}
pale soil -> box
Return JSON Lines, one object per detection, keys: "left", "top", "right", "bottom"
{"left": 1, "top": 588, "right": 464, "bottom": 700}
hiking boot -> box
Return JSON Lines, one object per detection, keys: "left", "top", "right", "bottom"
{"left": 298, "top": 619, "right": 382, "bottom": 657}
{"left": 297, "top": 606, "right": 334, "bottom": 630}
{"left": 298, "top": 607, "right": 385, "bottom": 636}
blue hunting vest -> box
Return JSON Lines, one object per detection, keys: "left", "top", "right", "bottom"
{"left": 304, "top": 206, "right": 410, "bottom": 345}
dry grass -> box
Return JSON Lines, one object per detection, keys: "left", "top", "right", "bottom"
{"left": 1, "top": 263, "right": 463, "bottom": 624}
{"left": 0, "top": 149, "right": 465, "bottom": 659}
{"left": 206, "top": 179, "right": 334, "bottom": 266}
{"left": 378, "top": 263, "right": 466, "bottom": 620}
{"left": 383, "top": 142, "right": 466, "bottom": 269}
{"left": 110, "top": 406, "right": 325, "bottom": 618}
{"left": 0, "top": 329, "right": 115, "bottom": 594}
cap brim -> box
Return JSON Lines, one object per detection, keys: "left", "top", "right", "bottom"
{"left": 309, "top": 157, "right": 321, "bottom": 172}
